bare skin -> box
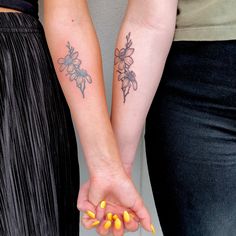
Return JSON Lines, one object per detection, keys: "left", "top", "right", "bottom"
{"left": 0, "top": 3, "right": 153, "bottom": 235}
{"left": 111, "top": 0, "right": 178, "bottom": 175}
{"left": 44, "top": 0, "right": 152, "bottom": 234}
{"left": 0, "top": 7, "right": 21, "bottom": 12}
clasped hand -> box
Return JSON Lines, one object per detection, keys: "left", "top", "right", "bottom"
{"left": 77, "top": 173, "right": 155, "bottom": 236}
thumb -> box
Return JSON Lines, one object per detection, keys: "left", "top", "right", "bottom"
{"left": 77, "top": 181, "right": 96, "bottom": 216}
{"left": 88, "top": 181, "right": 106, "bottom": 206}
{"left": 131, "top": 198, "right": 153, "bottom": 233}
{"left": 88, "top": 181, "right": 108, "bottom": 221}
{"left": 95, "top": 200, "right": 107, "bottom": 221}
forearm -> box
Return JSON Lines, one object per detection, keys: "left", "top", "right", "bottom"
{"left": 44, "top": 1, "right": 124, "bottom": 178}
{"left": 111, "top": 0, "right": 177, "bottom": 173}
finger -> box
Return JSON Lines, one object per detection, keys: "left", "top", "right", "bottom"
{"left": 96, "top": 219, "right": 112, "bottom": 236}
{"left": 106, "top": 212, "right": 113, "bottom": 221}
{"left": 112, "top": 217, "right": 124, "bottom": 236}
{"left": 131, "top": 199, "right": 153, "bottom": 233}
{"left": 81, "top": 214, "right": 101, "bottom": 230}
{"left": 128, "top": 211, "right": 140, "bottom": 222}
{"left": 96, "top": 200, "right": 107, "bottom": 221}
{"left": 123, "top": 211, "right": 139, "bottom": 232}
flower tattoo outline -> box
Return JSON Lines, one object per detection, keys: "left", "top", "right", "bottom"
{"left": 58, "top": 42, "right": 92, "bottom": 98}
{"left": 115, "top": 32, "right": 137, "bottom": 103}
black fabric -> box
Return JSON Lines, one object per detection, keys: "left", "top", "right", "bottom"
{"left": 0, "top": 0, "right": 38, "bottom": 18}
{"left": 0, "top": 13, "right": 80, "bottom": 235}
{"left": 145, "top": 41, "right": 236, "bottom": 236}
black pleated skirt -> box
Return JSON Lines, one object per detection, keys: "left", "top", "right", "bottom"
{"left": 0, "top": 13, "right": 80, "bottom": 235}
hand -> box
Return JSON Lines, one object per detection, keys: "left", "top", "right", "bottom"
{"left": 81, "top": 191, "right": 140, "bottom": 236}
{"left": 77, "top": 172, "right": 154, "bottom": 235}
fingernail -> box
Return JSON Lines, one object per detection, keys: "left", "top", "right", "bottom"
{"left": 113, "top": 214, "right": 118, "bottom": 220}
{"left": 106, "top": 212, "right": 113, "bottom": 221}
{"left": 91, "top": 220, "right": 100, "bottom": 227}
{"left": 123, "top": 211, "right": 130, "bottom": 223}
{"left": 129, "top": 213, "right": 135, "bottom": 219}
{"left": 150, "top": 224, "right": 156, "bottom": 235}
{"left": 86, "top": 210, "right": 95, "bottom": 219}
{"left": 100, "top": 200, "right": 106, "bottom": 209}
{"left": 104, "top": 220, "right": 112, "bottom": 230}
{"left": 114, "top": 218, "right": 122, "bottom": 230}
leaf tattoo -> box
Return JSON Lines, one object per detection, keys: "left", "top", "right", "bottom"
{"left": 114, "top": 32, "right": 137, "bottom": 103}
{"left": 57, "top": 42, "right": 92, "bottom": 98}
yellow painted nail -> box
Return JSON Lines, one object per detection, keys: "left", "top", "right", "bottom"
{"left": 86, "top": 210, "right": 95, "bottom": 219}
{"left": 104, "top": 220, "right": 112, "bottom": 230}
{"left": 113, "top": 214, "right": 118, "bottom": 220}
{"left": 106, "top": 213, "right": 113, "bottom": 221}
{"left": 129, "top": 213, "right": 135, "bottom": 219}
{"left": 91, "top": 220, "right": 100, "bottom": 227}
{"left": 100, "top": 200, "right": 106, "bottom": 209}
{"left": 150, "top": 224, "right": 156, "bottom": 235}
{"left": 123, "top": 211, "right": 130, "bottom": 223}
{"left": 114, "top": 218, "right": 122, "bottom": 230}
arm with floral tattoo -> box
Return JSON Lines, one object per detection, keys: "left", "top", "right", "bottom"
{"left": 111, "top": 0, "right": 178, "bottom": 174}
{"left": 115, "top": 32, "right": 137, "bottom": 103}
{"left": 44, "top": 1, "right": 153, "bottom": 234}
{"left": 58, "top": 42, "right": 92, "bottom": 98}
{"left": 44, "top": 0, "right": 126, "bottom": 178}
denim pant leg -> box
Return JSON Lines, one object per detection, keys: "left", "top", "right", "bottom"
{"left": 145, "top": 41, "right": 236, "bottom": 236}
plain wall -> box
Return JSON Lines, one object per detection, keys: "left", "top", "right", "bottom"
{"left": 39, "top": 1, "right": 162, "bottom": 235}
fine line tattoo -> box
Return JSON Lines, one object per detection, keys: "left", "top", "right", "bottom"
{"left": 114, "top": 32, "right": 137, "bottom": 103}
{"left": 57, "top": 42, "right": 92, "bottom": 98}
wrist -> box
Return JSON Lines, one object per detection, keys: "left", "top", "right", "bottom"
{"left": 90, "top": 164, "right": 129, "bottom": 188}
{"left": 87, "top": 152, "right": 126, "bottom": 179}
{"left": 123, "top": 162, "right": 133, "bottom": 177}
{"left": 118, "top": 146, "right": 137, "bottom": 177}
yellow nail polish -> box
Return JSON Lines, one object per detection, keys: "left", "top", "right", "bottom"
{"left": 150, "top": 224, "right": 156, "bottom": 235}
{"left": 100, "top": 200, "right": 106, "bottom": 209}
{"left": 113, "top": 214, "right": 118, "bottom": 220}
{"left": 123, "top": 211, "right": 130, "bottom": 223}
{"left": 104, "top": 220, "right": 112, "bottom": 230}
{"left": 106, "top": 213, "right": 113, "bottom": 221}
{"left": 86, "top": 210, "right": 95, "bottom": 219}
{"left": 129, "top": 213, "right": 135, "bottom": 219}
{"left": 114, "top": 218, "right": 122, "bottom": 230}
{"left": 91, "top": 220, "right": 100, "bottom": 227}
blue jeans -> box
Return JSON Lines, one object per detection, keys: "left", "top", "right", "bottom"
{"left": 145, "top": 41, "right": 236, "bottom": 236}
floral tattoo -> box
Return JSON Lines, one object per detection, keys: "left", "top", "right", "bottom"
{"left": 57, "top": 42, "right": 92, "bottom": 98}
{"left": 114, "top": 32, "right": 137, "bottom": 103}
